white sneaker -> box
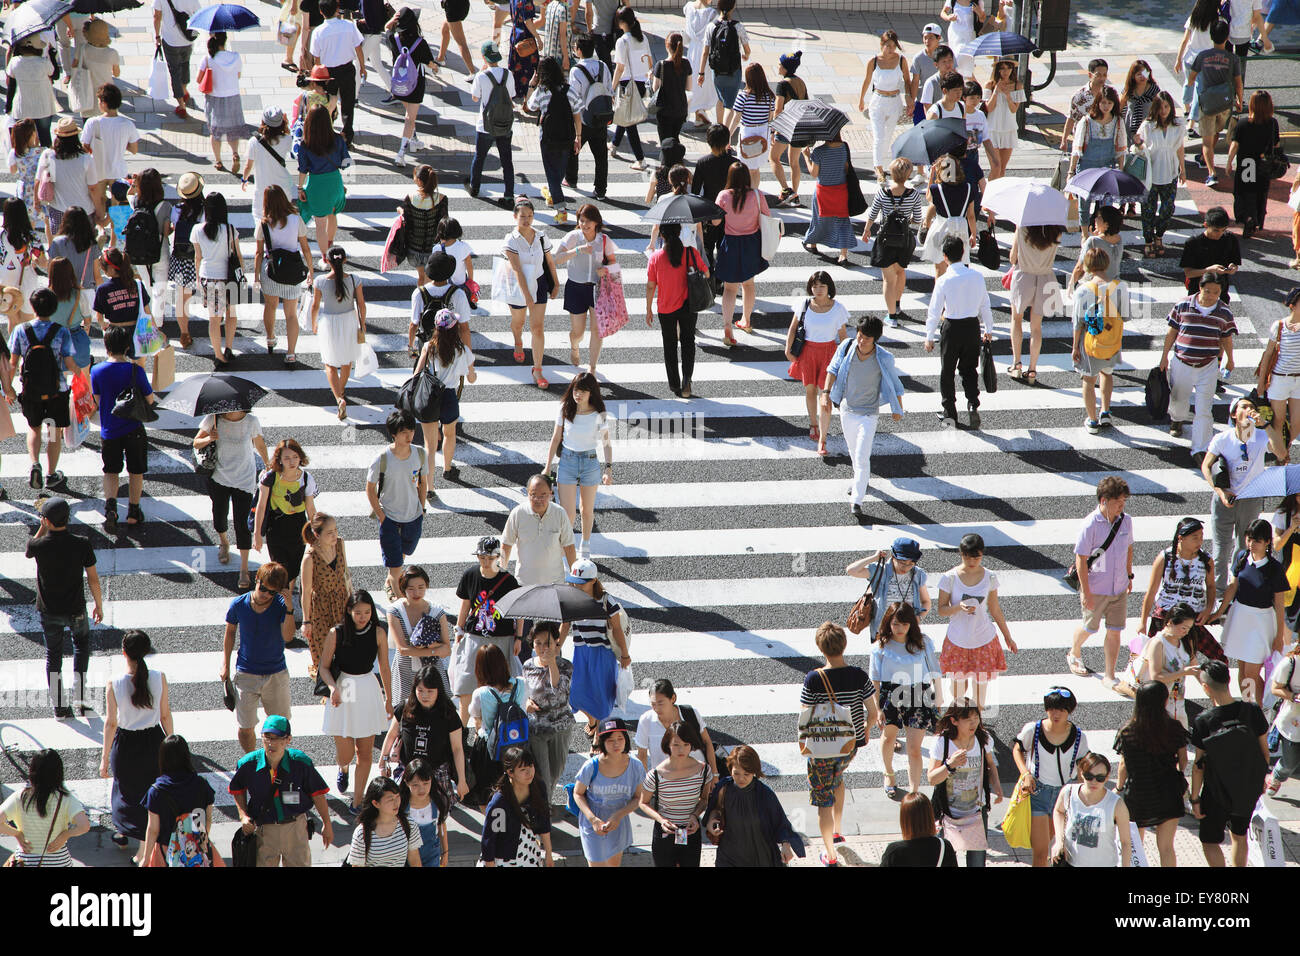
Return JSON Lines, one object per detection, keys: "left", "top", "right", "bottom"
{"left": 407, "top": 136, "right": 426, "bottom": 151}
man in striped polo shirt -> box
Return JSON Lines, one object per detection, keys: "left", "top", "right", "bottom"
{"left": 1159, "top": 272, "right": 1237, "bottom": 456}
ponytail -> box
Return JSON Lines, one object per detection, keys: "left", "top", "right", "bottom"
{"left": 414, "top": 164, "right": 437, "bottom": 198}
{"left": 122, "top": 630, "right": 154, "bottom": 711}
{"left": 207, "top": 32, "right": 226, "bottom": 58}
{"left": 102, "top": 246, "right": 132, "bottom": 280}
{"left": 661, "top": 222, "right": 684, "bottom": 269}
{"left": 302, "top": 512, "right": 335, "bottom": 546}
{"left": 667, "top": 32, "right": 686, "bottom": 72}
{"left": 327, "top": 246, "right": 348, "bottom": 301}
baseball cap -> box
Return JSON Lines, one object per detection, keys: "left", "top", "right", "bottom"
{"left": 481, "top": 40, "right": 502, "bottom": 63}
{"left": 260, "top": 715, "right": 291, "bottom": 738}
{"left": 891, "top": 537, "right": 922, "bottom": 562}
{"left": 598, "top": 717, "right": 629, "bottom": 735}
{"left": 566, "top": 559, "right": 598, "bottom": 583}
{"left": 474, "top": 536, "right": 502, "bottom": 556}
{"left": 426, "top": 249, "right": 455, "bottom": 282}
{"left": 39, "top": 497, "right": 70, "bottom": 525}
{"left": 923, "top": 22, "right": 943, "bottom": 36}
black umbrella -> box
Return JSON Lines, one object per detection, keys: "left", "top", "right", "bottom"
{"left": 494, "top": 584, "right": 612, "bottom": 623}
{"left": 770, "top": 98, "right": 849, "bottom": 145}
{"left": 643, "top": 193, "right": 723, "bottom": 225}
{"left": 70, "top": 0, "right": 142, "bottom": 11}
{"left": 156, "top": 373, "right": 268, "bottom": 416}
{"left": 891, "top": 118, "right": 967, "bottom": 163}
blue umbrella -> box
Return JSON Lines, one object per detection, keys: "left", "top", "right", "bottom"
{"left": 188, "top": 2, "right": 258, "bottom": 32}
{"left": 966, "top": 31, "right": 1039, "bottom": 57}
{"left": 1267, "top": 0, "right": 1300, "bottom": 26}
{"left": 1064, "top": 166, "right": 1146, "bottom": 203}
{"left": 1236, "top": 463, "right": 1300, "bottom": 501}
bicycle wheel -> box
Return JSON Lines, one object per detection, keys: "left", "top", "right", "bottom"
{"left": 0, "top": 723, "right": 44, "bottom": 783}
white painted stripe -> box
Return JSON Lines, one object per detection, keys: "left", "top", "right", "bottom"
{"left": 0, "top": 467, "right": 1212, "bottom": 527}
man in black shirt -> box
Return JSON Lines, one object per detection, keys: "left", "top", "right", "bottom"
{"left": 692, "top": 124, "right": 736, "bottom": 291}
{"left": 25, "top": 497, "right": 103, "bottom": 719}
{"left": 1189, "top": 660, "right": 1269, "bottom": 867}
{"left": 1179, "top": 207, "right": 1241, "bottom": 304}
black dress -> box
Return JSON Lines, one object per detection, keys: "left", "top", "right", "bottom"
{"left": 386, "top": 29, "right": 435, "bottom": 104}
{"left": 1231, "top": 117, "right": 1280, "bottom": 227}
{"left": 1113, "top": 730, "right": 1188, "bottom": 828}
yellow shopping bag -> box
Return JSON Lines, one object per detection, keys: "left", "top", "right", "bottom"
{"left": 1000, "top": 773, "right": 1033, "bottom": 850}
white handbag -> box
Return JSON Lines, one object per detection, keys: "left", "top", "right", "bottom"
{"left": 69, "top": 67, "right": 95, "bottom": 115}
{"left": 148, "top": 45, "right": 171, "bottom": 101}
{"left": 759, "top": 212, "right": 782, "bottom": 260}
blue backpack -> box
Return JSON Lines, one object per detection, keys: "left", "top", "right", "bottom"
{"left": 490, "top": 683, "right": 530, "bottom": 759}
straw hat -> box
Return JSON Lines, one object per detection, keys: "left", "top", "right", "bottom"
{"left": 53, "top": 117, "right": 80, "bottom": 138}
{"left": 177, "top": 171, "right": 205, "bottom": 199}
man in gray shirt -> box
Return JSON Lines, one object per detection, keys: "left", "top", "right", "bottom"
{"left": 910, "top": 23, "right": 943, "bottom": 123}
{"left": 589, "top": 0, "right": 622, "bottom": 70}
{"left": 1188, "top": 20, "right": 1243, "bottom": 187}
{"left": 367, "top": 409, "right": 429, "bottom": 602}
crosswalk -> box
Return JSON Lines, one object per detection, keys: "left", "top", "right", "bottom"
{"left": 0, "top": 20, "right": 1265, "bottom": 829}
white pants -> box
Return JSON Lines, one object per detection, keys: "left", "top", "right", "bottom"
{"left": 1168, "top": 353, "right": 1219, "bottom": 454}
{"left": 362, "top": 34, "right": 391, "bottom": 90}
{"left": 841, "top": 407, "right": 879, "bottom": 506}
{"left": 869, "top": 93, "right": 905, "bottom": 170}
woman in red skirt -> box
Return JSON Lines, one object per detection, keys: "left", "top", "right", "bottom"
{"left": 785, "top": 270, "right": 848, "bottom": 454}
{"left": 936, "top": 533, "right": 1018, "bottom": 712}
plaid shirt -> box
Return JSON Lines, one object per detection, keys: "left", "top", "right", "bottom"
{"left": 1167, "top": 295, "right": 1236, "bottom": 367}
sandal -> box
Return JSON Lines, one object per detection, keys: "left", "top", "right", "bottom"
{"left": 1066, "top": 654, "right": 1090, "bottom": 677}
{"left": 218, "top": 539, "right": 230, "bottom": 564}
{"left": 884, "top": 773, "right": 899, "bottom": 799}
{"left": 532, "top": 367, "right": 549, "bottom": 389}
{"left": 237, "top": 572, "right": 251, "bottom": 589}
{"left": 734, "top": 320, "right": 752, "bottom": 333}
{"left": 512, "top": 348, "right": 526, "bottom": 363}
{"left": 179, "top": 332, "right": 193, "bottom": 349}
{"left": 817, "top": 443, "right": 829, "bottom": 456}
{"left": 280, "top": 61, "right": 297, "bottom": 72}
{"left": 809, "top": 426, "right": 819, "bottom": 442}
{"left": 1008, "top": 362, "right": 1024, "bottom": 380}
{"left": 723, "top": 332, "right": 737, "bottom": 348}
{"left": 213, "top": 160, "right": 226, "bottom": 172}
{"left": 1025, "top": 369, "right": 1037, "bottom": 386}
{"left": 836, "top": 255, "right": 850, "bottom": 265}
{"left": 231, "top": 154, "right": 239, "bottom": 170}
{"left": 337, "top": 399, "right": 347, "bottom": 420}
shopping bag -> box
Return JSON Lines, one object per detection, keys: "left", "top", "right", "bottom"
{"left": 594, "top": 272, "right": 629, "bottom": 338}
{"left": 133, "top": 306, "right": 165, "bottom": 358}
{"left": 152, "top": 345, "right": 176, "bottom": 391}
{"left": 613, "top": 662, "right": 635, "bottom": 716}
{"left": 148, "top": 45, "right": 171, "bottom": 101}
{"left": 353, "top": 342, "right": 378, "bottom": 379}
{"left": 999, "top": 773, "right": 1033, "bottom": 849}
{"left": 380, "top": 211, "right": 406, "bottom": 273}
{"left": 759, "top": 213, "right": 782, "bottom": 261}
{"left": 64, "top": 403, "right": 90, "bottom": 450}
{"left": 1127, "top": 822, "right": 1149, "bottom": 866}
{"left": 69, "top": 67, "right": 95, "bottom": 115}
{"left": 70, "top": 370, "right": 95, "bottom": 423}
{"left": 1248, "top": 797, "right": 1285, "bottom": 867}
{"left": 612, "top": 86, "right": 647, "bottom": 127}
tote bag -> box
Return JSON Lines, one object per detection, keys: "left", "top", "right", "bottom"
{"left": 594, "top": 269, "right": 629, "bottom": 338}
{"left": 759, "top": 212, "right": 782, "bottom": 261}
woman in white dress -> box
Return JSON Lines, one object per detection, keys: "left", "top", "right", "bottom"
{"left": 308, "top": 245, "right": 366, "bottom": 419}
{"left": 982, "top": 58, "right": 1023, "bottom": 180}
{"left": 940, "top": 0, "right": 983, "bottom": 76}
{"left": 683, "top": 0, "right": 719, "bottom": 126}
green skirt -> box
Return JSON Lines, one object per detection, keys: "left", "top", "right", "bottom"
{"left": 301, "top": 168, "right": 346, "bottom": 224}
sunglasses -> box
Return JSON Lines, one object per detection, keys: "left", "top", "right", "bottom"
{"left": 1082, "top": 771, "right": 1108, "bottom": 782}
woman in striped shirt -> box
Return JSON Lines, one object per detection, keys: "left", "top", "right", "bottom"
{"left": 727, "top": 63, "right": 774, "bottom": 188}
{"left": 639, "top": 719, "right": 714, "bottom": 867}
{"left": 863, "top": 158, "right": 925, "bottom": 327}
{"left": 561, "top": 559, "right": 630, "bottom": 739}
{"left": 1266, "top": 288, "right": 1300, "bottom": 465}
{"left": 348, "top": 776, "right": 423, "bottom": 866}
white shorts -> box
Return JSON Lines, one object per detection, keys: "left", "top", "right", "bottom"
{"left": 1268, "top": 374, "right": 1300, "bottom": 402}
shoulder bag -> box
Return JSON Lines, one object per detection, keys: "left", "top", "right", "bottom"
{"left": 227, "top": 225, "right": 246, "bottom": 292}
{"left": 844, "top": 146, "right": 868, "bottom": 218}
{"left": 846, "top": 555, "right": 886, "bottom": 634}
{"left": 789, "top": 297, "right": 808, "bottom": 358}
{"left": 685, "top": 247, "right": 714, "bottom": 312}
{"left": 1064, "top": 514, "right": 1124, "bottom": 589}
{"left": 262, "top": 222, "right": 309, "bottom": 286}
{"left": 980, "top": 338, "right": 997, "bottom": 393}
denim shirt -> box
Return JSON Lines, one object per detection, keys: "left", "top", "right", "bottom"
{"left": 826, "top": 340, "right": 904, "bottom": 415}
{"left": 867, "top": 559, "right": 929, "bottom": 638}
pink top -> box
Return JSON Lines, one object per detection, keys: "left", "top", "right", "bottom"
{"left": 716, "top": 188, "right": 770, "bottom": 236}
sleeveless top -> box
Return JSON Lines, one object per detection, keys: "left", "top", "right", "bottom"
{"left": 1154, "top": 549, "right": 1209, "bottom": 613}
{"left": 112, "top": 670, "right": 164, "bottom": 731}
{"left": 871, "top": 60, "right": 904, "bottom": 94}
{"left": 1063, "top": 784, "right": 1121, "bottom": 867}
{"left": 334, "top": 622, "right": 380, "bottom": 676}
{"left": 308, "top": 546, "right": 350, "bottom": 635}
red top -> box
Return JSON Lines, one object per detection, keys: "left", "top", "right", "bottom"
{"left": 647, "top": 245, "right": 705, "bottom": 314}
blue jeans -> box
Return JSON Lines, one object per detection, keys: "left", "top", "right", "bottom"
{"left": 541, "top": 145, "right": 569, "bottom": 210}
{"left": 1029, "top": 781, "right": 1062, "bottom": 817}
{"left": 41, "top": 610, "right": 91, "bottom": 709}
{"left": 470, "top": 131, "right": 515, "bottom": 197}
{"left": 558, "top": 448, "right": 600, "bottom": 486}
{"left": 379, "top": 515, "right": 423, "bottom": 569}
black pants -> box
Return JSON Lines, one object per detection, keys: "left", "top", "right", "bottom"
{"left": 566, "top": 122, "right": 609, "bottom": 196}
{"left": 612, "top": 80, "right": 646, "bottom": 160}
{"left": 1232, "top": 42, "right": 1251, "bottom": 80}
{"left": 657, "top": 111, "right": 685, "bottom": 144}
{"left": 329, "top": 62, "right": 358, "bottom": 140}
{"left": 658, "top": 303, "right": 697, "bottom": 391}
{"left": 209, "top": 479, "right": 253, "bottom": 551}
{"left": 651, "top": 821, "right": 702, "bottom": 867}
{"left": 471, "top": 131, "right": 515, "bottom": 196}
{"left": 593, "top": 32, "right": 615, "bottom": 71}
{"left": 701, "top": 222, "right": 724, "bottom": 285}
{"left": 939, "top": 318, "right": 981, "bottom": 415}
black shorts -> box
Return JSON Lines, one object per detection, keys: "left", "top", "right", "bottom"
{"left": 1197, "top": 792, "right": 1250, "bottom": 845}
{"left": 20, "top": 391, "right": 71, "bottom": 430}
{"left": 101, "top": 426, "right": 148, "bottom": 475}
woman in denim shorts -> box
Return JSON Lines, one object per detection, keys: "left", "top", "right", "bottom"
{"left": 1011, "top": 686, "right": 1088, "bottom": 867}
{"left": 543, "top": 372, "right": 612, "bottom": 559}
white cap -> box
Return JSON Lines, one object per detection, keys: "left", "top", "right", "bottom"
{"left": 923, "top": 22, "right": 943, "bottom": 36}
{"left": 566, "top": 559, "right": 598, "bottom": 583}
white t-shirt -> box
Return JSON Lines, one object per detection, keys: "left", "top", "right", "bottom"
{"left": 938, "top": 568, "right": 999, "bottom": 649}
{"left": 194, "top": 222, "right": 233, "bottom": 279}
{"left": 409, "top": 283, "right": 472, "bottom": 328}
{"left": 260, "top": 216, "right": 307, "bottom": 252}
{"left": 558, "top": 230, "right": 619, "bottom": 285}
{"left": 429, "top": 346, "right": 474, "bottom": 387}
{"left": 964, "top": 108, "right": 988, "bottom": 150}
{"left": 635, "top": 708, "right": 708, "bottom": 766}
{"left": 799, "top": 299, "right": 849, "bottom": 343}
{"left": 1182, "top": 18, "right": 1214, "bottom": 69}
{"left": 310, "top": 17, "right": 364, "bottom": 68}
{"left": 929, "top": 734, "right": 995, "bottom": 818}
{"left": 559, "top": 410, "right": 609, "bottom": 453}
{"left": 1207, "top": 426, "right": 1269, "bottom": 496}
{"left": 502, "top": 229, "right": 551, "bottom": 306}
{"left": 1015, "top": 721, "right": 1089, "bottom": 787}
{"left": 471, "top": 67, "right": 516, "bottom": 134}
{"left": 200, "top": 412, "right": 263, "bottom": 492}
{"left": 249, "top": 135, "right": 295, "bottom": 220}
{"left": 1226, "top": 0, "right": 1262, "bottom": 43}
{"left": 153, "top": 0, "right": 203, "bottom": 48}
{"left": 81, "top": 114, "right": 139, "bottom": 183}
{"left": 42, "top": 151, "right": 95, "bottom": 214}
{"left": 198, "top": 50, "right": 242, "bottom": 97}
{"left": 614, "top": 33, "right": 653, "bottom": 82}
{"left": 440, "top": 240, "right": 473, "bottom": 287}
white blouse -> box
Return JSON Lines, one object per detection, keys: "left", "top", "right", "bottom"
{"left": 1137, "top": 118, "right": 1186, "bottom": 187}
{"left": 559, "top": 410, "right": 610, "bottom": 453}
{"left": 615, "top": 33, "right": 653, "bottom": 82}
{"left": 500, "top": 228, "right": 551, "bottom": 305}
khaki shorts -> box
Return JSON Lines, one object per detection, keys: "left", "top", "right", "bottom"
{"left": 234, "top": 669, "right": 292, "bottom": 730}
{"left": 257, "top": 816, "right": 311, "bottom": 867}
{"left": 1080, "top": 591, "right": 1127, "bottom": 634}
{"left": 1200, "top": 108, "right": 1230, "bottom": 143}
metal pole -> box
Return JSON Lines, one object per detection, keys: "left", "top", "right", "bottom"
{"left": 1016, "top": 0, "right": 1033, "bottom": 135}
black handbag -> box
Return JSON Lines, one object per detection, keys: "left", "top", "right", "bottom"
{"left": 113, "top": 386, "right": 158, "bottom": 423}
{"left": 980, "top": 339, "right": 997, "bottom": 393}
{"left": 844, "top": 147, "right": 868, "bottom": 218}
{"left": 1263, "top": 143, "right": 1290, "bottom": 180}
{"left": 1145, "top": 366, "right": 1170, "bottom": 420}
{"left": 790, "top": 297, "right": 808, "bottom": 358}
{"left": 229, "top": 826, "right": 258, "bottom": 867}
{"left": 262, "top": 223, "right": 309, "bottom": 286}
{"left": 1064, "top": 514, "right": 1124, "bottom": 589}
{"left": 976, "top": 228, "right": 1001, "bottom": 271}
{"left": 226, "top": 225, "right": 245, "bottom": 291}
{"left": 396, "top": 369, "right": 445, "bottom": 423}
{"left": 685, "top": 247, "right": 714, "bottom": 312}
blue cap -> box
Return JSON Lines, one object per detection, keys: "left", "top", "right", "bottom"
{"left": 260, "top": 715, "right": 291, "bottom": 737}
{"left": 891, "top": 537, "right": 922, "bottom": 561}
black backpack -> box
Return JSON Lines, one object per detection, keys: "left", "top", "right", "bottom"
{"left": 20, "top": 323, "right": 62, "bottom": 399}
{"left": 708, "top": 19, "right": 741, "bottom": 75}
{"left": 1200, "top": 706, "right": 1267, "bottom": 817}
{"left": 878, "top": 208, "right": 915, "bottom": 253}
{"left": 172, "top": 204, "right": 202, "bottom": 258}
{"left": 576, "top": 63, "right": 614, "bottom": 127}
{"left": 541, "top": 84, "right": 576, "bottom": 149}
{"left": 416, "top": 285, "right": 462, "bottom": 344}
{"left": 124, "top": 203, "right": 163, "bottom": 266}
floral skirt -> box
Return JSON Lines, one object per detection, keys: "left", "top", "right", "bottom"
{"left": 939, "top": 636, "right": 1006, "bottom": 677}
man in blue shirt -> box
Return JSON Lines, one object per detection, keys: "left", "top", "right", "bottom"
{"left": 9, "top": 288, "right": 78, "bottom": 492}
{"left": 229, "top": 715, "right": 333, "bottom": 867}
{"left": 89, "top": 326, "right": 155, "bottom": 533}
{"left": 221, "top": 562, "right": 296, "bottom": 753}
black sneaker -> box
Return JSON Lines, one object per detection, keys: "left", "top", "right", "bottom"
{"left": 968, "top": 404, "right": 981, "bottom": 430}
{"left": 464, "top": 177, "right": 479, "bottom": 198}
{"left": 938, "top": 410, "right": 956, "bottom": 429}
{"left": 444, "top": 466, "right": 460, "bottom": 482}
{"left": 54, "top": 705, "right": 74, "bottom": 720}
{"left": 337, "top": 768, "right": 349, "bottom": 793}
{"left": 28, "top": 462, "right": 42, "bottom": 490}
{"left": 0, "top": 485, "right": 7, "bottom": 501}
{"left": 381, "top": 94, "right": 397, "bottom": 104}
{"left": 46, "top": 470, "right": 66, "bottom": 487}
{"left": 104, "top": 501, "right": 119, "bottom": 533}
{"left": 497, "top": 195, "right": 515, "bottom": 209}
{"left": 593, "top": 192, "right": 608, "bottom": 201}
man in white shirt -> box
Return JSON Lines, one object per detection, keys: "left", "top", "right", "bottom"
{"left": 501, "top": 475, "right": 577, "bottom": 586}
{"left": 1201, "top": 395, "right": 1269, "bottom": 591}
{"left": 309, "top": 0, "right": 365, "bottom": 143}
{"left": 925, "top": 235, "right": 994, "bottom": 429}
{"left": 566, "top": 35, "right": 611, "bottom": 200}
{"left": 466, "top": 41, "right": 516, "bottom": 206}
{"left": 152, "top": 0, "right": 203, "bottom": 119}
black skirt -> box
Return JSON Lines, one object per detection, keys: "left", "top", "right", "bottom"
{"left": 110, "top": 724, "right": 166, "bottom": 840}
{"left": 267, "top": 510, "right": 308, "bottom": 581}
